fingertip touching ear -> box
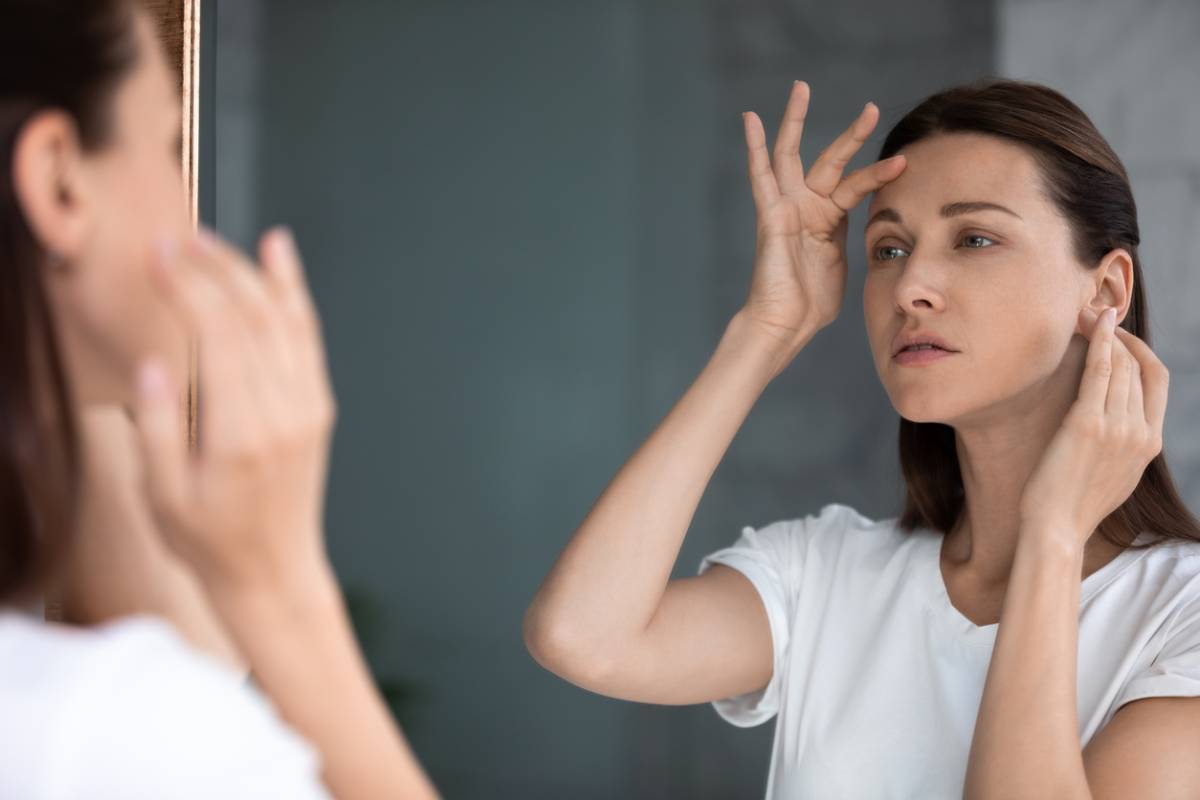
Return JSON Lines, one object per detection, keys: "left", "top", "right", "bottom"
{"left": 1083, "top": 247, "right": 1135, "bottom": 326}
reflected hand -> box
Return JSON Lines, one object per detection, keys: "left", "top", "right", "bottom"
{"left": 131, "top": 226, "right": 337, "bottom": 590}
{"left": 1018, "top": 306, "right": 1169, "bottom": 547}
{"left": 740, "top": 81, "right": 907, "bottom": 353}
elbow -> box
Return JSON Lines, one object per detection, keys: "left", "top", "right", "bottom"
{"left": 522, "top": 601, "right": 619, "bottom": 690}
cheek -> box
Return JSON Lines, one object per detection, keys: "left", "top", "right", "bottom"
{"left": 862, "top": 272, "right": 893, "bottom": 360}
{"left": 68, "top": 154, "right": 192, "bottom": 396}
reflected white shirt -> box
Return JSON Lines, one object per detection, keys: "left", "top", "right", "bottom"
{"left": 0, "top": 610, "right": 331, "bottom": 799}
{"left": 700, "top": 502, "right": 1200, "bottom": 799}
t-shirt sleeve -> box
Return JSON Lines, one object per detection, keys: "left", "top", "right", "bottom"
{"left": 58, "top": 616, "right": 333, "bottom": 800}
{"left": 1113, "top": 588, "right": 1200, "bottom": 711}
{"left": 697, "top": 516, "right": 804, "bottom": 728}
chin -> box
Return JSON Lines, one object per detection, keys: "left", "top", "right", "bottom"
{"left": 887, "top": 386, "right": 963, "bottom": 425}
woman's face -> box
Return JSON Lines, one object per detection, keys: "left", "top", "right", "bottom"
{"left": 862, "top": 132, "right": 1104, "bottom": 427}
{"left": 42, "top": 10, "right": 191, "bottom": 406}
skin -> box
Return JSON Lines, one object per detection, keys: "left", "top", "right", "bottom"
{"left": 50, "top": 405, "right": 243, "bottom": 670}
{"left": 11, "top": 10, "right": 437, "bottom": 799}
{"left": 526, "top": 80, "right": 1200, "bottom": 796}
{"left": 17, "top": 2, "right": 235, "bottom": 665}
{"left": 862, "top": 131, "right": 1134, "bottom": 611}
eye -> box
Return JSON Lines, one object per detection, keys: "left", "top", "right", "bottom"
{"left": 960, "top": 234, "right": 996, "bottom": 249}
{"left": 873, "top": 245, "right": 909, "bottom": 262}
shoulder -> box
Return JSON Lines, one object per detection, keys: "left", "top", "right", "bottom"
{"left": 0, "top": 612, "right": 329, "bottom": 800}
{"left": 1125, "top": 536, "right": 1200, "bottom": 599}
{"left": 750, "top": 501, "right": 906, "bottom": 554}
{"left": 709, "top": 501, "right": 910, "bottom": 574}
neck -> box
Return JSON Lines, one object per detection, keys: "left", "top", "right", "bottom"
{"left": 944, "top": 342, "right": 1106, "bottom": 588}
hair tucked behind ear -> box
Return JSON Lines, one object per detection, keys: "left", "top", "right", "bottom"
{"left": 0, "top": 0, "right": 141, "bottom": 604}
{"left": 880, "top": 78, "right": 1200, "bottom": 550}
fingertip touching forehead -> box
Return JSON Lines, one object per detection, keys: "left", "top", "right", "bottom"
{"left": 865, "top": 132, "right": 1052, "bottom": 237}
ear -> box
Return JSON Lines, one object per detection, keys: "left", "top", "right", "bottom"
{"left": 11, "top": 109, "right": 95, "bottom": 263}
{"left": 1082, "top": 248, "right": 1134, "bottom": 326}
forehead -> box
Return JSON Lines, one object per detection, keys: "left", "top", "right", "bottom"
{"left": 867, "top": 132, "right": 1047, "bottom": 219}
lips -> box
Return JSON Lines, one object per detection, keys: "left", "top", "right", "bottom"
{"left": 891, "top": 331, "right": 959, "bottom": 358}
{"left": 893, "top": 345, "right": 957, "bottom": 365}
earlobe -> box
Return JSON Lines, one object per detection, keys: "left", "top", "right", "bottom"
{"left": 11, "top": 109, "right": 90, "bottom": 262}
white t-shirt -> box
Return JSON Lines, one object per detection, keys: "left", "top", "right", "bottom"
{"left": 699, "top": 502, "right": 1200, "bottom": 800}
{"left": 0, "top": 610, "right": 332, "bottom": 800}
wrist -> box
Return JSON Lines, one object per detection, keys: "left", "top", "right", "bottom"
{"left": 201, "top": 543, "right": 342, "bottom": 630}
{"left": 1017, "top": 516, "right": 1086, "bottom": 557}
{"left": 722, "top": 308, "right": 816, "bottom": 380}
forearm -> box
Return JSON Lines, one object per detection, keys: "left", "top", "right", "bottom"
{"left": 208, "top": 553, "right": 438, "bottom": 800}
{"left": 525, "top": 309, "right": 805, "bottom": 662}
{"left": 964, "top": 525, "right": 1092, "bottom": 800}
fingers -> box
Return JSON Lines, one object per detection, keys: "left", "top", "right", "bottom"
{"left": 1127, "top": 343, "right": 1143, "bottom": 417}
{"left": 193, "top": 227, "right": 274, "bottom": 322}
{"left": 259, "top": 227, "right": 321, "bottom": 339}
{"left": 1113, "top": 325, "right": 1169, "bottom": 430}
{"left": 191, "top": 228, "right": 297, "bottom": 378}
{"left": 805, "top": 101, "right": 880, "bottom": 197}
{"left": 1077, "top": 307, "right": 1170, "bottom": 431}
{"left": 149, "top": 239, "right": 249, "bottom": 393}
{"left": 1106, "top": 332, "right": 1133, "bottom": 416}
{"left": 258, "top": 228, "right": 333, "bottom": 405}
{"left": 148, "top": 231, "right": 287, "bottom": 449}
{"left": 742, "top": 111, "right": 780, "bottom": 214}
{"left": 130, "top": 359, "right": 188, "bottom": 522}
{"left": 1077, "top": 306, "right": 1117, "bottom": 413}
{"left": 772, "top": 80, "right": 810, "bottom": 193}
{"left": 829, "top": 155, "right": 907, "bottom": 213}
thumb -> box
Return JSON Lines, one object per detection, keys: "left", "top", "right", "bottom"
{"left": 130, "top": 359, "right": 188, "bottom": 523}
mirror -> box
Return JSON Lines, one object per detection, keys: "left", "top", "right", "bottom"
{"left": 198, "top": 2, "right": 1200, "bottom": 796}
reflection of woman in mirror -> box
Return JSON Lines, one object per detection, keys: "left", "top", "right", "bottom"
{"left": 526, "top": 79, "right": 1200, "bottom": 796}
{"left": 0, "top": 1, "right": 436, "bottom": 797}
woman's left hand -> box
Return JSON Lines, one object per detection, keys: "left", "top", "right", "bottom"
{"left": 1018, "top": 305, "right": 1170, "bottom": 548}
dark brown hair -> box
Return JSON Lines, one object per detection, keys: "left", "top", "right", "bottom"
{"left": 0, "top": 0, "right": 141, "bottom": 603}
{"left": 882, "top": 79, "right": 1200, "bottom": 551}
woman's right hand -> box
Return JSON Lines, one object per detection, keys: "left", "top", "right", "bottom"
{"left": 131, "top": 226, "right": 337, "bottom": 592}
{"left": 740, "top": 81, "right": 907, "bottom": 356}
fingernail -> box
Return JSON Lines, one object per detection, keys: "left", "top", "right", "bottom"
{"left": 1104, "top": 306, "right": 1118, "bottom": 324}
{"left": 276, "top": 226, "right": 296, "bottom": 256}
{"left": 157, "top": 235, "right": 177, "bottom": 266}
{"left": 138, "top": 361, "right": 169, "bottom": 401}
{"left": 194, "top": 226, "right": 217, "bottom": 253}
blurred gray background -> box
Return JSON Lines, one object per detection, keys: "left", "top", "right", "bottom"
{"left": 200, "top": 0, "right": 1200, "bottom": 796}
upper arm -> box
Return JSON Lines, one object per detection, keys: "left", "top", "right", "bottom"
{"left": 593, "top": 564, "right": 775, "bottom": 705}
{"left": 1083, "top": 696, "right": 1200, "bottom": 799}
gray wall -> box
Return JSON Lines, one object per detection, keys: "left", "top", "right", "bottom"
{"left": 999, "top": 0, "right": 1200, "bottom": 503}
{"left": 206, "top": 0, "right": 1198, "bottom": 796}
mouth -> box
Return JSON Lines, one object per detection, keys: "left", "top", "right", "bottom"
{"left": 892, "top": 344, "right": 958, "bottom": 365}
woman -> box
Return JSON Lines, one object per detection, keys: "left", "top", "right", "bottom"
{"left": 0, "top": 1, "right": 437, "bottom": 797}
{"left": 524, "top": 79, "right": 1200, "bottom": 798}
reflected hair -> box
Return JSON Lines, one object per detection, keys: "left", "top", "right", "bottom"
{"left": 0, "top": 0, "right": 141, "bottom": 603}
{"left": 879, "top": 79, "right": 1200, "bottom": 550}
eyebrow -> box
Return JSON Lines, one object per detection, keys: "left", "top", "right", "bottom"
{"left": 866, "top": 201, "right": 1023, "bottom": 229}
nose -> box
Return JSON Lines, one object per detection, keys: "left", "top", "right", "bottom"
{"left": 892, "top": 247, "right": 947, "bottom": 315}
